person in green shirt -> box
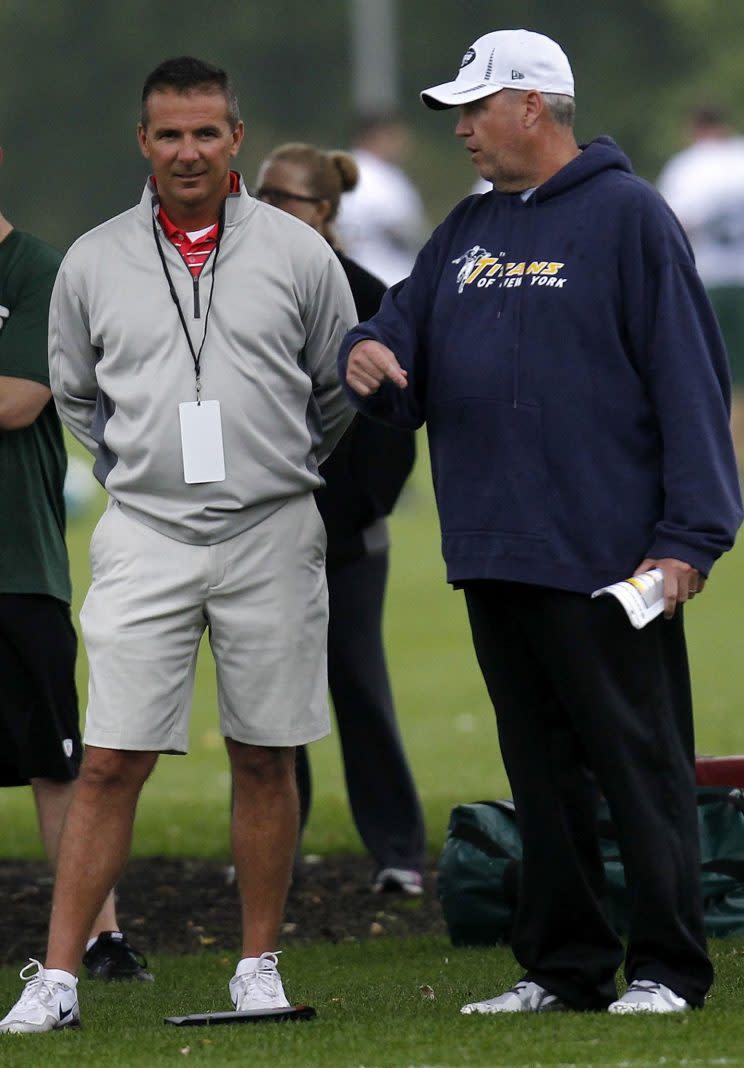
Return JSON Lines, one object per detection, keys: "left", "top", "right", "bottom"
{"left": 0, "top": 144, "right": 149, "bottom": 983}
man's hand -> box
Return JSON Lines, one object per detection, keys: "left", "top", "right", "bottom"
{"left": 345, "top": 339, "right": 408, "bottom": 397}
{"left": 634, "top": 557, "right": 706, "bottom": 619}
{"left": 0, "top": 304, "right": 9, "bottom": 331}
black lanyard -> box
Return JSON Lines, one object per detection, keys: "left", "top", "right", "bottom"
{"left": 152, "top": 205, "right": 225, "bottom": 404}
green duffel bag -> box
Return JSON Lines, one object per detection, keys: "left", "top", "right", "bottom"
{"left": 438, "top": 788, "right": 744, "bottom": 946}
{"left": 437, "top": 800, "right": 522, "bottom": 946}
{"left": 599, "top": 786, "right": 744, "bottom": 938}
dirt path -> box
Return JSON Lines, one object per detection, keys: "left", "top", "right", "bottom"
{"left": 0, "top": 857, "right": 447, "bottom": 965}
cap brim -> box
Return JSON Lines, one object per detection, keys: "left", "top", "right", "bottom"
{"left": 420, "top": 81, "right": 503, "bottom": 110}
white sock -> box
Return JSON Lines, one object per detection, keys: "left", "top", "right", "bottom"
{"left": 86, "top": 931, "right": 123, "bottom": 952}
{"left": 43, "top": 967, "right": 78, "bottom": 988}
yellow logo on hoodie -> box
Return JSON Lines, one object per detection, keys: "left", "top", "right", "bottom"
{"left": 452, "top": 247, "right": 567, "bottom": 293}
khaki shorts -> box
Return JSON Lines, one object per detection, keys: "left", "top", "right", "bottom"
{"left": 80, "top": 497, "right": 329, "bottom": 752}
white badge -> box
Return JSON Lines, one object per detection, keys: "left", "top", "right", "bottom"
{"left": 178, "top": 400, "right": 226, "bottom": 483}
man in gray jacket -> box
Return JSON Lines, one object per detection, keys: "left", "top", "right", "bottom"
{"left": 0, "top": 57, "right": 356, "bottom": 1033}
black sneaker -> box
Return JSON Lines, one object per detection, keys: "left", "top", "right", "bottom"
{"left": 82, "top": 932, "right": 154, "bottom": 982}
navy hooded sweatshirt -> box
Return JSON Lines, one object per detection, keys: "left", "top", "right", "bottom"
{"left": 338, "top": 137, "right": 742, "bottom": 594}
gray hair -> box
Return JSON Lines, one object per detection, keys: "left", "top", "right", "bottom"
{"left": 541, "top": 93, "right": 575, "bottom": 128}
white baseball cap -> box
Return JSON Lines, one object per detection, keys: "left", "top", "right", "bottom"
{"left": 421, "top": 29, "right": 574, "bottom": 110}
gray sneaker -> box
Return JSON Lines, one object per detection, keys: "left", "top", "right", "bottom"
{"left": 461, "top": 980, "right": 567, "bottom": 1014}
{"left": 608, "top": 980, "right": 689, "bottom": 1014}
{"left": 229, "top": 951, "right": 290, "bottom": 1012}
{"left": 0, "top": 959, "right": 80, "bottom": 1034}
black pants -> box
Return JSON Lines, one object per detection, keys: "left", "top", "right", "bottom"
{"left": 296, "top": 550, "right": 425, "bottom": 872}
{"left": 0, "top": 594, "right": 81, "bottom": 786}
{"left": 463, "top": 580, "right": 713, "bottom": 1010}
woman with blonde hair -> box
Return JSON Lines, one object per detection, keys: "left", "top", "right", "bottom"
{"left": 256, "top": 144, "right": 385, "bottom": 322}
{"left": 255, "top": 144, "right": 425, "bottom": 895}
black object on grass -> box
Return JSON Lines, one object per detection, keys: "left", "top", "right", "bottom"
{"left": 164, "top": 1005, "right": 317, "bottom": 1026}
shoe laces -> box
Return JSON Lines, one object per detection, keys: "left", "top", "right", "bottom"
{"left": 16, "top": 960, "right": 62, "bottom": 1009}
{"left": 237, "top": 951, "right": 282, "bottom": 998}
{"left": 626, "top": 980, "right": 662, "bottom": 993}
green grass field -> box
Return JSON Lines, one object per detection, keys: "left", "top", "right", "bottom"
{"left": 1, "top": 938, "right": 744, "bottom": 1068}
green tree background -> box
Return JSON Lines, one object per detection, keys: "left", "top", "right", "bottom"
{"left": 1, "top": 0, "right": 742, "bottom": 249}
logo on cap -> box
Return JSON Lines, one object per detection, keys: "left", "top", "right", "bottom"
{"left": 460, "top": 48, "right": 476, "bottom": 70}
{"left": 511, "top": 70, "right": 525, "bottom": 80}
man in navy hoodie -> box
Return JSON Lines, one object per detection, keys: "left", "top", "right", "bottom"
{"left": 339, "top": 29, "right": 743, "bottom": 1015}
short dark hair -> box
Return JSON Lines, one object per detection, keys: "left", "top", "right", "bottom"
{"left": 140, "top": 56, "right": 240, "bottom": 129}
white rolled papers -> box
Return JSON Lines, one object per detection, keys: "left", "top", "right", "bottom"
{"left": 591, "top": 568, "right": 665, "bottom": 629}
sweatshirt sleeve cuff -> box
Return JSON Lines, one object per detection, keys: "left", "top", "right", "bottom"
{"left": 645, "top": 538, "right": 714, "bottom": 578}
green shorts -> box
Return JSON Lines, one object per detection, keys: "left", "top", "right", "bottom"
{"left": 708, "top": 286, "right": 744, "bottom": 385}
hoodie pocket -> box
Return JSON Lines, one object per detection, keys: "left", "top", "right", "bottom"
{"left": 429, "top": 398, "right": 547, "bottom": 537}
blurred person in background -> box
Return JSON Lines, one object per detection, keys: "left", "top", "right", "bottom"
{"left": 341, "top": 29, "right": 742, "bottom": 1017}
{"left": 0, "top": 57, "right": 356, "bottom": 1034}
{"left": 335, "top": 112, "right": 428, "bottom": 286}
{"left": 471, "top": 176, "right": 491, "bottom": 195}
{"left": 0, "top": 145, "right": 149, "bottom": 983}
{"left": 657, "top": 106, "right": 744, "bottom": 470}
{"left": 255, "top": 143, "right": 425, "bottom": 896}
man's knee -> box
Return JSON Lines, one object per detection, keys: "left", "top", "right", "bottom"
{"left": 226, "top": 739, "right": 296, "bottom": 787}
{"left": 77, "top": 746, "right": 158, "bottom": 794}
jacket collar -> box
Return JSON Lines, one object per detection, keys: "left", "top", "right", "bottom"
{"left": 136, "top": 171, "right": 256, "bottom": 231}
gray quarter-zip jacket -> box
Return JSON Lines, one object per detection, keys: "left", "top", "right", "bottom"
{"left": 49, "top": 175, "right": 357, "bottom": 544}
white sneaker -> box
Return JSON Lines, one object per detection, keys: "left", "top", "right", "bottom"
{"left": 461, "top": 980, "right": 567, "bottom": 1015}
{"left": 229, "top": 951, "right": 290, "bottom": 1012}
{"left": 608, "top": 980, "right": 690, "bottom": 1015}
{"left": 371, "top": 867, "right": 424, "bottom": 897}
{"left": 0, "top": 959, "right": 79, "bottom": 1034}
